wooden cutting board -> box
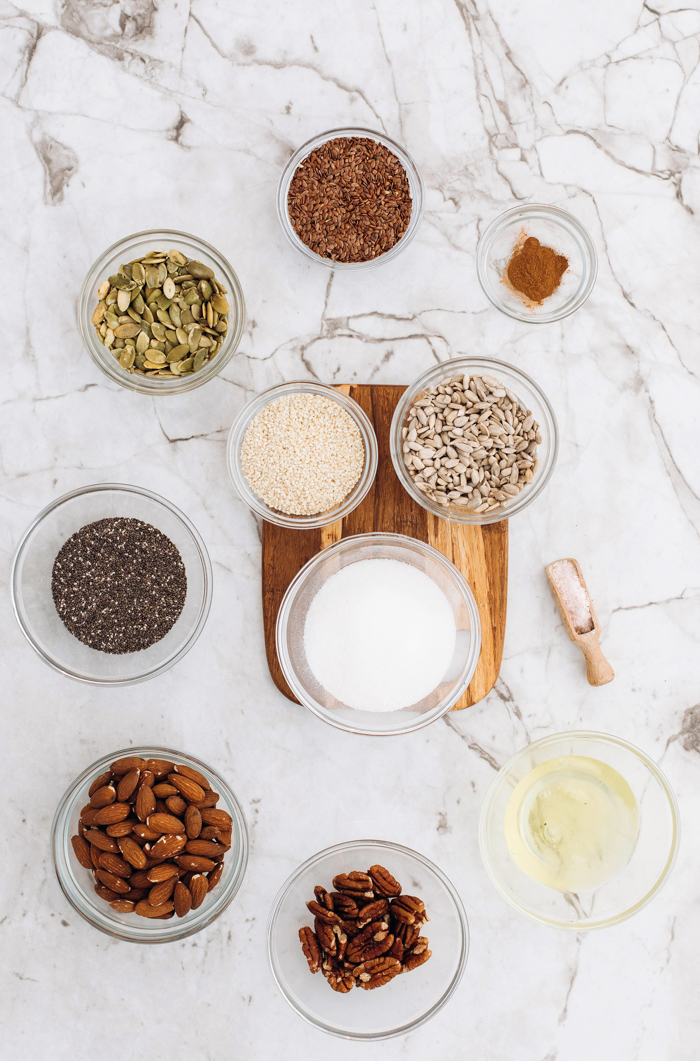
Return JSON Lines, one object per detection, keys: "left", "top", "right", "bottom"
{"left": 262, "top": 385, "right": 508, "bottom": 710}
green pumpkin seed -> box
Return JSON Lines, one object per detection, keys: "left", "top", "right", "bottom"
{"left": 142, "top": 305, "right": 154, "bottom": 324}
{"left": 114, "top": 322, "right": 141, "bottom": 338}
{"left": 163, "top": 277, "right": 175, "bottom": 299}
{"left": 180, "top": 308, "right": 193, "bottom": 325}
{"left": 92, "top": 302, "right": 106, "bottom": 325}
{"left": 126, "top": 307, "right": 142, "bottom": 323}
{"left": 179, "top": 356, "right": 194, "bottom": 373}
{"left": 136, "top": 331, "right": 150, "bottom": 355}
{"left": 169, "top": 249, "right": 188, "bottom": 266}
{"left": 150, "top": 340, "right": 165, "bottom": 352}
{"left": 211, "top": 293, "right": 229, "bottom": 314}
{"left": 189, "top": 260, "right": 214, "bottom": 279}
{"left": 145, "top": 265, "right": 160, "bottom": 288}
{"left": 183, "top": 288, "right": 199, "bottom": 305}
{"left": 168, "top": 303, "right": 182, "bottom": 328}
{"left": 198, "top": 280, "right": 213, "bottom": 300}
{"left": 188, "top": 326, "right": 202, "bottom": 353}
{"left": 156, "top": 295, "right": 172, "bottom": 310}
{"left": 151, "top": 322, "right": 166, "bottom": 342}
{"left": 97, "top": 280, "right": 110, "bottom": 300}
{"left": 165, "top": 329, "right": 177, "bottom": 344}
{"left": 157, "top": 263, "right": 168, "bottom": 286}
{"left": 132, "top": 293, "right": 145, "bottom": 315}
{"left": 156, "top": 309, "right": 171, "bottom": 326}
{"left": 131, "top": 262, "right": 145, "bottom": 285}
{"left": 191, "top": 303, "right": 201, "bottom": 321}
{"left": 109, "top": 274, "right": 136, "bottom": 292}
{"left": 105, "top": 312, "right": 119, "bottom": 329}
{"left": 192, "top": 349, "right": 208, "bottom": 372}
{"left": 167, "top": 344, "right": 189, "bottom": 362}
{"left": 146, "top": 288, "right": 162, "bottom": 305}
{"left": 119, "top": 347, "right": 135, "bottom": 370}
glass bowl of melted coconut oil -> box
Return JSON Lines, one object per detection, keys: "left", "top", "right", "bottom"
{"left": 479, "top": 732, "right": 679, "bottom": 930}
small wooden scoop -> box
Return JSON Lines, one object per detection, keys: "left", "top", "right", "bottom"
{"left": 546, "top": 557, "right": 614, "bottom": 687}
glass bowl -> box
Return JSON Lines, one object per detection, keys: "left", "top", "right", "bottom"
{"left": 52, "top": 746, "right": 248, "bottom": 943}
{"left": 476, "top": 204, "right": 597, "bottom": 323}
{"left": 276, "top": 127, "right": 425, "bottom": 270}
{"left": 267, "top": 839, "right": 469, "bottom": 1040}
{"left": 79, "top": 229, "right": 245, "bottom": 394}
{"left": 479, "top": 731, "right": 680, "bottom": 930}
{"left": 227, "top": 382, "right": 378, "bottom": 529}
{"left": 390, "top": 356, "right": 558, "bottom": 525}
{"left": 11, "top": 483, "right": 212, "bottom": 685}
{"left": 276, "top": 532, "right": 481, "bottom": 735}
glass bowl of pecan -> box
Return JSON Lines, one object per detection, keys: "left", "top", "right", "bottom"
{"left": 52, "top": 747, "right": 248, "bottom": 943}
{"left": 267, "top": 839, "right": 469, "bottom": 1040}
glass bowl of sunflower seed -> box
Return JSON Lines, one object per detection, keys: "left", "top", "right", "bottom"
{"left": 79, "top": 230, "right": 245, "bottom": 394}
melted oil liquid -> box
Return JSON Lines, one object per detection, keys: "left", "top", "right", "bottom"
{"left": 504, "top": 756, "right": 640, "bottom": 892}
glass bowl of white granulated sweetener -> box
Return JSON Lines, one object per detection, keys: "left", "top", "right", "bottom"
{"left": 276, "top": 532, "right": 482, "bottom": 736}
{"left": 227, "top": 382, "right": 378, "bottom": 530}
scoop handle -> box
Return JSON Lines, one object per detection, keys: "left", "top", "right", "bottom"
{"left": 579, "top": 637, "right": 615, "bottom": 686}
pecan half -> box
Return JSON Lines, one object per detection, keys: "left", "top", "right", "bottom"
{"left": 403, "top": 944, "right": 432, "bottom": 972}
{"left": 395, "top": 921, "right": 421, "bottom": 948}
{"left": 356, "top": 898, "right": 389, "bottom": 925}
{"left": 368, "top": 864, "right": 402, "bottom": 897}
{"left": 306, "top": 900, "right": 341, "bottom": 924}
{"left": 314, "top": 885, "right": 334, "bottom": 910}
{"left": 330, "top": 892, "right": 359, "bottom": 918}
{"left": 314, "top": 917, "right": 337, "bottom": 956}
{"left": 299, "top": 926, "right": 322, "bottom": 973}
{"left": 332, "top": 871, "right": 374, "bottom": 898}
{"left": 353, "top": 956, "right": 402, "bottom": 990}
{"left": 322, "top": 956, "right": 354, "bottom": 993}
{"left": 390, "top": 895, "right": 426, "bottom": 924}
{"left": 388, "top": 936, "right": 404, "bottom": 962}
{"left": 345, "top": 921, "right": 390, "bottom": 963}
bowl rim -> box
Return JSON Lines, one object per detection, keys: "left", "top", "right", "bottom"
{"left": 276, "top": 126, "right": 425, "bottom": 270}
{"left": 51, "top": 745, "right": 248, "bottom": 943}
{"left": 389, "top": 355, "right": 559, "bottom": 525}
{"left": 266, "top": 837, "right": 469, "bottom": 1040}
{"left": 476, "top": 203, "right": 598, "bottom": 323}
{"left": 78, "top": 227, "right": 246, "bottom": 395}
{"left": 11, "top": 482, "right": 213, "bottom": 686}
{"left": 478, "top": 730, "right": 681, "bottom": 930}
{"left": 275, "top": 531, "right": 482, "bottom": 735}
{"left": 226, "top": 381, "right": 379, "bottom": 529}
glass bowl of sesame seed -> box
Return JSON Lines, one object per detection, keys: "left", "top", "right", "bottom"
{"left": 276, "top": 128, "right": 425, "bottom": 270}
{"left": 390, "top": 357, "right": 559, "bottom": 525}
{"left": 226, "top": 382, "right": 379, "bottom": 529}
{"left": 11, "top": 483, "right": 212, "bottom": 685}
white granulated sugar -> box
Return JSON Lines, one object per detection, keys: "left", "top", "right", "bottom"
{"left": 304, "top": 558, "right": 457, "bottom": 712}
{"left": 241, "top": 393, "right": 364, "bottom": 515}
{"left": 550, "top": 559, "right": 593, "bottom": 634}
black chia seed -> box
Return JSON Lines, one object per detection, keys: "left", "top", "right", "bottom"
{"left": 51, "top": 516, "right": 187, "bottom": 654}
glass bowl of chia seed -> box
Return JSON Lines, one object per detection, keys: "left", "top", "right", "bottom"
{"left": 11, "top": 484, "right": 212, "bottom": 686}
{"left": 226, "top": 381, "right": 378, "bottom": 530}
{"left": 52, "top": 746, "right": 248, "bottom": 943}
{"left": 78, "top": 229, "right": 245, "bottom": 395}
{"left": 276, "top": 127, "right": 425, "bottom": 270}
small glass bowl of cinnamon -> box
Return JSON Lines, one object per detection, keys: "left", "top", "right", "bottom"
{"left": 476, "top": 204, "right": 597, "bottom": 323}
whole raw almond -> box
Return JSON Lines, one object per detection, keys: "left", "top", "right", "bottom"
{"left": 117, "top": 836, "right": 148, "bottom": 869}
{"left": 173, "top": 763, "right": 210, "bottom": 790}
{"left": 95, "top": 883, "right": 119, "bottom": 902}
{"left": 79, "top": 808, "right": 101, "bottom": 827}
{"left": 98, "top": 852, "right": 132, "bottom": 878}
{"left": 133, "top": 822, "right": 161, "bottom": 841}
{"left": 125, "top": 887, "right": 147, "bottom": 902}
{"left": 96, "top": 869, "right": 130, "bottom": 895}
{"left": 90, "top": 844, "right": 102, "bottom": 870}
{"left": 207, "top": 863, "right": 224, "bottom": 892}
{"left": 140, "top": 770, "right": 155, "bottom": 789}
{"left": 106, "top": 819, "right": 136, "bottom": 837}
{"left": 135, "top": 900, "right": 174, "bottom": 918}
{"left": 146, "top": 864, "right": 179, "bottom": 883}
{"left": 145, "top": 758, "right": 174, "bottom": 778}
{"left": 148, "top": 877, "right": 177, "bottom": 906}
{"left": 165, "top": 795, "right": 188, "bottom": 817}
{"left": 200, "top": 826, "right": 223, "bottom": 841}
{"left": 199, "top": 808, "right": 232, "bottom": 829}
{"left": 85, "top": 829, "right": 119, "bottom": 853}
{"left": 176, "top": 855, "right": 215, "bottom": 873}
{"left": 194, "top": 790, "right": 220, "bottom": 809}
{"left": 110, "top": 899, "right": 135, "bottom": 913}
{"left": 129, "top": 871, "right": 152, "bottom": 889}
{"left": 152, "top": 783, "right": 178, "bottom": 798}
{"left": 117, "top": 768, "right": 140, "bottom": 802}
{"left": 93, "top": 802, "right": 131, "bottom": 826}
{"left": 71, "top": 835, "right": 93, "bottom": 869}
{"left": 190, "top": 874, "right": 208, "bottom": 910}
{"left": 110, "top": 756, "right": 146, "bottom": 775}
{"left": 185, "top": 839, "right": 222, "bottom": 858}
{"left": 146, "top": 813, "right": 184, "bottom": 835}
{"left": 89, "top": 784, "right": 116, "bottom": 809}
{"left": 173, "top": 882, "right": 192, "bottom": 917}
{"left": 167, "top": 774, "right": 205, "bottom": 803}
{"left": 148, "top": 834, "right": 187, "bottom": 860}
{"left": 185, "top": 805, "right": 202, "bottom": 839}
{"left": 88, "top": 771, "right": 112, "bottom": 797}
{"left": 135, "top": 785, "right": 156, "bottom": 822}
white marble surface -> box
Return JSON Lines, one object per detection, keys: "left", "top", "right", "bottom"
{"left": 1, "top": 0, "right": 700, "bottom": 1057}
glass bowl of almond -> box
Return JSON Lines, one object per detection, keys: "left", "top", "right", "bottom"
{"left": 267, "top": 839, "right": 469, "bottom": 1039}
{"left": 52, "top": 747, "right": 248, "bottom": 942}
{"left": 78, "top": 230, "right": 245, "bottom": 395}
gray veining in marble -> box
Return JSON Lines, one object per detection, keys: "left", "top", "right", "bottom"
{"left": 1, "top": 0, "right": 699, "bottom": 1058}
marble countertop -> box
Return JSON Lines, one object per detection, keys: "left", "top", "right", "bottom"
{"left": 2, "top": 0, "right": 699, "bottom": 1057}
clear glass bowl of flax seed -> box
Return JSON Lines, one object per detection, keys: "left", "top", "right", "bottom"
{"left": 277, "top": 127, "right": 425, "bottom": 269}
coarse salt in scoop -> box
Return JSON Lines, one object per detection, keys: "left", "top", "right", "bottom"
{"left": 546, "top": 558, "right": 614, "bottom": 687}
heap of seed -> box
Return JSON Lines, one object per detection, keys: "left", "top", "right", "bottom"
{"left": 401, "top": 372, "right": 542, "bottom": 514}
{"left": 52, "top": 517, "right": 187, "bottom": 653}
{"left": 287, "top": 137, "right": 412, "bottom": 263}
{"left": 241, "top": 393, "right": 365, "bottom": 515}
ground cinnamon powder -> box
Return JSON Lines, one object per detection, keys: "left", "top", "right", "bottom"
{"left": 506, "top": 236, "right": 568, "bottom": 305}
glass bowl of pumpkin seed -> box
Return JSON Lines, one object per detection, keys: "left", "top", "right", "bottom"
{"left": 79, "top": 230, "right": 245, "bottom": 395}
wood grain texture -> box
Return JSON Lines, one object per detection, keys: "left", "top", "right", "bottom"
{"left": 262, "top": 385, "right": 508, "bottom": 709}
